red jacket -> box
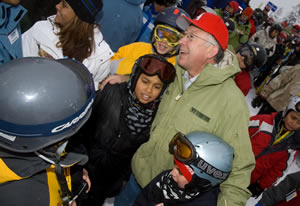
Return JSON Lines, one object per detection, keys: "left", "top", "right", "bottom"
{"left": 249, "top": 112, "right": 297, "bottom": 189}
{"left": 234, "top": 70, "right": 251, "bottom": 96}
{"left": 249, "top": 18, "right": 257, "bottom": 39}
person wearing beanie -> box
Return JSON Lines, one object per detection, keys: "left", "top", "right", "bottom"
{"left": 227, "top": 6, "right": 253, "bottom": 51}
{"left": 113, "top": 12, "right": 254, "bottom": 206}
{"left": 134, "top": 131, "right": 234, "bottom": 206}
{"left": 22, "top": 0, "right": 113, "bottom": 90}
{"left": 242, "top": 7, "right": 254, "bottom": 18}
{"left": 215, "top": 1, "right": 239, "bottom": 19}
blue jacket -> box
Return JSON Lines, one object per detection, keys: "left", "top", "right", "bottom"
{"left": 135, "top": 3, "right": 158, "bottom": 43}
{"left": 0, "top": 3, "right": 26, "bottom": 64}
{"left": 96, "top": 0, "right": 145, "bottom": 52}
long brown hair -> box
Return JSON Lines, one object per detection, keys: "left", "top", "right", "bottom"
{"left": 55, "top": 16, "right": 95, "bottom": 62}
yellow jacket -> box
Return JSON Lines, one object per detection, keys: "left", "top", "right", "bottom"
{"left": 0, "top": 149, "right": 87, "bottom": 206}
{"left": 111, "top": 42, "right": 176, "bottom": 75}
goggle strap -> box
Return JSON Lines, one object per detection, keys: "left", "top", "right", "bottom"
{"left": 174, "top": 157, "right": 194, "bottom": 182}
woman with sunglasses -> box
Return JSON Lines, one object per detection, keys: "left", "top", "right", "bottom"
{"left": 248, "top": 94, "right": 300, "bottom": 198}
{"left": 21, "top": 0, "right": 113, "bottom": 90}
{"left": 234, "top": 43, "right": 267, "bottom": 96}
{"left": 109, "top": 7, "right": 189, "bottom": 77}
{"left": 134, "top": 131, "right": 234, "bottom": 206}
{"left": 75, "top": 54, "right": 176, "bottom": 205}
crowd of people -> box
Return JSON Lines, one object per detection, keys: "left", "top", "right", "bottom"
{"left": 0, "top": 0, "right": 300, "bottom": 206}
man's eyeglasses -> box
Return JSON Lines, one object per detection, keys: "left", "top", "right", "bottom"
{"left": 183, "top": 32, "right": 216, "bottom": 46}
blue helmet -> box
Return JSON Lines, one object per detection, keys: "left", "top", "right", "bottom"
{"left": 169, "top": 131, "right": 234, "bottom": 187}
{"left": 0, "top": 57, "right": 95, "bottom": 153}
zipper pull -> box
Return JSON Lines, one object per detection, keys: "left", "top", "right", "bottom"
{"left": 175, "top": 94, "right": 182, "bottom": 101}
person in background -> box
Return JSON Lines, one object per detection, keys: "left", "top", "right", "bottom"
{"left": 0, "top": 57, "right": 95, "bottom": 206}
{"left": 109, "top": 7, "right": 189, "bottom": 76}
{"left": 248, "top": 94, "right": 300, "bottom": 198}
{"left": 136, "top": 0, "right": 178, "bottom": 43}
{"left": 0, "top": 0, "right": 27, "bottom": 64}
{"left": 19, "top": 0, "right": 59, "bottom": 33}
{"left": 261, "top": 5, "right": 270, "bottom": 25}
{"left": 183, "top": 0, "right": 208, "bottom": 18}
{"left": 251, "top": 64, "right": 300, "bottom": 115}
{"left": 215, "top": 1, "right": 239, "bottom": 19}
{"left": 134, "top": 131, "right": 234, "bottom": 206}
{"left": 250, "top": 23, "right": 282, "bottom": 58}
{"left": 248, "top": 8, "right": 264, "bottom": 39}
{"left": 114, "top": 12, "right": 255, "bottom": 206}
{"left": 256, "top": 171, "right": 300, "bottom": 206}
{"left": 253, "top": 31, "right": 290, "bottom": 89}
{"left": 228, "top": 6, "right": 253, "bottom": 51}
{"left": 22, "top": 0, "right": 113, "bottom": 90}
{"left": 186, "top": 5, "right": 217, "bottom": 19}
{"left": 77, "top": 54, "right": 175, "bottom": 205}
{"left": 284, "top": 36, "right": 300, "bottom": 66}
{"left": 96, "top": 0, "right": 146, "bottom": 52}
{"left": 234, "top": 43, "right": 267, "bottom": 96}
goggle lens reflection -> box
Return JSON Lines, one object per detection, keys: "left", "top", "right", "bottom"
{"left": 154, "top": 25, "right": 182, "bottom": 47}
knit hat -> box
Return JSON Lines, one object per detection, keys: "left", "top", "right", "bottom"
{"left": 228, "top": 1, "right": 239, "bottom": 14}
{"left": 176, "top": 12, "right": 228, "bottom": 50}
{"left": 242, "top": 7, "right": 254, "bottom": 18}
{"left": 174, "top": 157, "right": 194, "bottom": 182}
{"left": 264, "top": 5, "right": 270, "bottom": 11}
{"left": 65, "top": 0, "right": 103, "bottom": 24}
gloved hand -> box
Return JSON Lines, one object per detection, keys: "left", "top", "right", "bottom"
{"left": 251, "top": 95, "right": 265, "bottom": 108}
{"left": 248, "top": 182, "right": 264, "bottom": 197}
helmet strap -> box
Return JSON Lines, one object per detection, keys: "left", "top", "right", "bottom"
{"left": 35, "top": 141, "right": 73, "bottom": 205}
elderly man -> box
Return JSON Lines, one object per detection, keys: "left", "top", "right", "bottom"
{"left": 115, "top": 13, "right": 255, "bottom": 206}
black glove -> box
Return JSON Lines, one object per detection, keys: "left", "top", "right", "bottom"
{"left": 248, "top": 182, "right": 264, "bottom": 197}
{"left": 251, "top": 95, "right": 264, "bottom": 108}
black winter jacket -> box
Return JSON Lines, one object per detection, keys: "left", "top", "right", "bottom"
{"left": 77, "top": 83, "right": 152, "bottom": 199}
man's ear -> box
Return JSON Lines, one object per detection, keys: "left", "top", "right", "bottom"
{"left": 207, "top": 45, "right": 219, "bottom": 59}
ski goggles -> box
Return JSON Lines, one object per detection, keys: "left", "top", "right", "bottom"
{"left": 137, "top": 54, "right": 176, "bottom": 84}
{"left": 239, "top": 46, "right": 255, "bottom": 68}
{"left": 169, "top": 132, "right": 197, "bottom": 164}
{"left": 154, "top": 24, "right": 183, "bottom": 47}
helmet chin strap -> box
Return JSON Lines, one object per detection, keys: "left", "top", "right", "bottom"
{"left": 34, "top": 141, "right": 73, "bottom": 206}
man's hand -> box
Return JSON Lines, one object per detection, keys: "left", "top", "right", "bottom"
{"left": 98, "top": 74, "right": 129, "bottom": 90}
